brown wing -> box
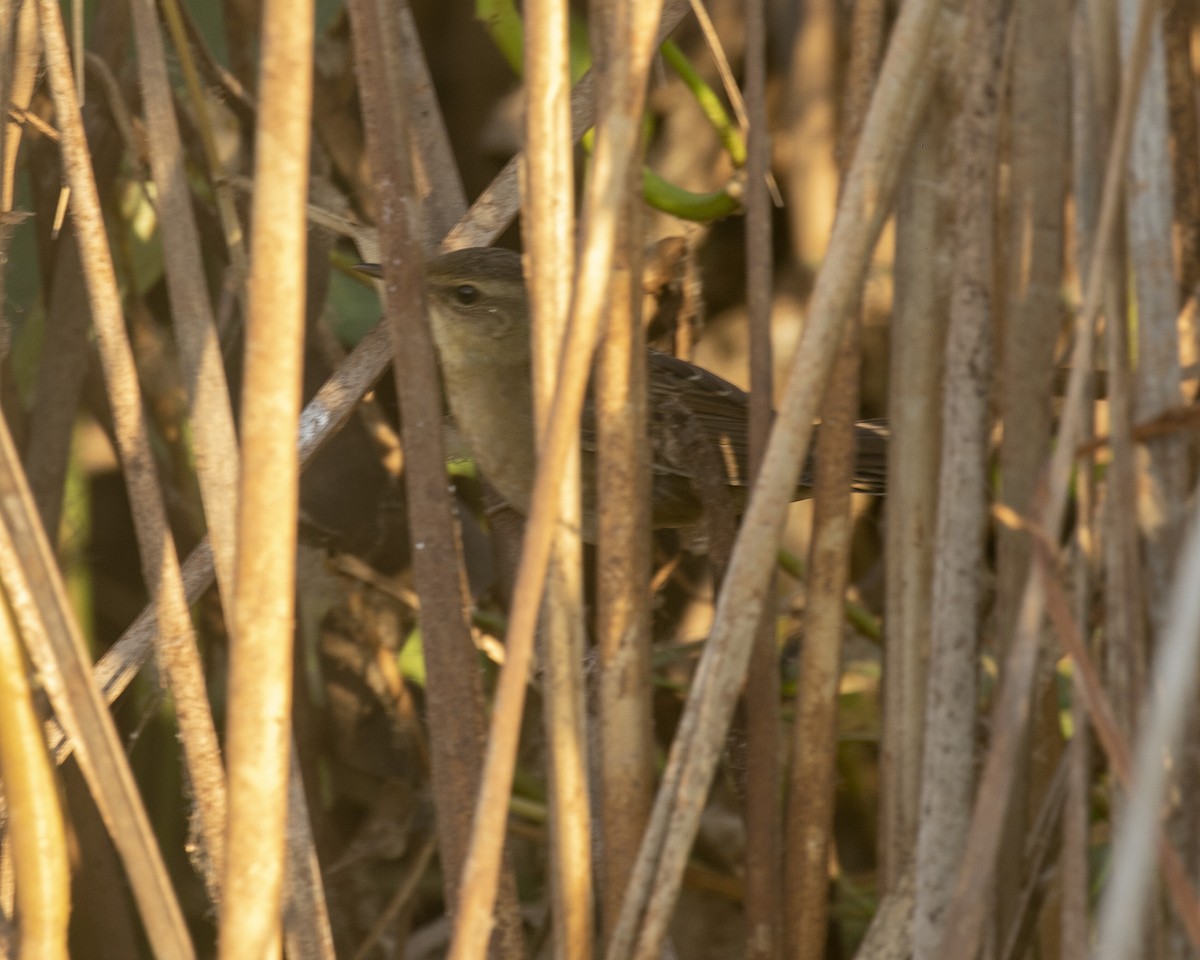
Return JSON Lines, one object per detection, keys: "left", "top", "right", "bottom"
{"left": 643, "top": 352, "right": 890, "bottom": 497}
{"left": 580, "top": 350, "right": 888, "bottom": 529}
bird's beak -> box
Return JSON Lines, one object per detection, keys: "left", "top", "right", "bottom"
{"left": 354, "top": 263, "right": 383, "bottom": 278}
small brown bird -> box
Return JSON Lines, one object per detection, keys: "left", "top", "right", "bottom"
{"left": 360, "top": 247, "right": 887, "bottom": 539}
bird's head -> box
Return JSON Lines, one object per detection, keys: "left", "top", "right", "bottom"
{"left": 358, "top": 247, "right": 531, "bottom": 370}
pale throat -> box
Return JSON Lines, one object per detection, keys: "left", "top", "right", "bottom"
{"left": 440, "top": 353, "right": 538, "bottom": 517}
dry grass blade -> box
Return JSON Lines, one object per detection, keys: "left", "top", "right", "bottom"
{"left": 0, "top": 402, "right": 192, "bottom": 956}
{"left": 1029, "top": 529, "right": 1200, "bottom": 946}
{"left": 218, "top": 0, "right": 314, "bottom": 954}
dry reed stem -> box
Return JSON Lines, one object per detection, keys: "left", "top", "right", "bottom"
{"left": 1, "top": 1, "right": 38, "bottom": 210}
{"left": 881, "top": 85, "right": 948, "bottom": 892}
{"left": 11, "top": 0, "right": 77, "bottom": 539}
{"left": 446, "top": 0, "right": 665, "bottom": 956}
{"left": 127, "top": 0, "right": 241, "bottom": 692}
{"left": 523, "top": 0, "right": 593, "bottom": 955}
{"left": 592, "top": 13, "right": 655, "bottom": 929}
{"left": 0, "top": 587, "right": 68, "bottom": 958}
{"left": 585, "top": 20, "right": 656, "bottom": 938}
{"left": 996, "top": 0, "right": 1069, "bottom": 649}
{"left": 1069, "top": 9, "right": 1146, "bottom": 949}
{"left": 913, "top": 0, "right": 1009, "bottom": 951}
{"left": 928, "top": 0, "right": 1162, "bottom": 955}
{"left": 994, "top": 3, "right": 1071, "bottom": 945}
{"left": 787, "top": 332, "right": 859, "bottom": 960}
{"left": 0, "top": 0, "right": 34, "bottom": 369}
{"left": 1116, "top": 5, "right": 1193, "bottom": 945}
{"left": 743, "top": 0, "right": 781, "bottom": 954}
{"left": 37, "top": 0, "right": 228, "bottom": 901}
{"left": 280, "top": 754, "right": 337, "bottom": 960}
{"left": 1063, "top": 332, "right": 1097, "bottom": 960}
{"left": 1119, "top": 0, "right": 1187, "bottom": 627}
{"left": 852, "top": 868, "right": 915, "bottom": 960}
{"left": 1061, "top": 667, "right": 1092, "bottom": 960}
{"left": 1163, "top": 0, "right": 1200, "bottom": 297}
{"left": 218, "top": 0, "right": 313, "bottom": 954}
{"left": 1101, "top": 266, "right": 1145, "bottom": 768}
{"left": 608, "top": 1, "right": 949, "bottom": 957}
{"left": 595, "top": 220, "right": 654, "bottom": 942}
{"left": 352, "top": 0, "right": 524, "bottom": 951}
{"left": 394, "top": 2, "right": 470, "bottom": 248}
{"left": 784, "top": 0, "right": 878, "bottom": 951}
{"left": 348, "top": 0, "right": 525, "bottom": 956}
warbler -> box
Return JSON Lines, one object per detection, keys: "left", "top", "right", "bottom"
{"left": 359, "top": 247, "right": 887, "bottom": 539}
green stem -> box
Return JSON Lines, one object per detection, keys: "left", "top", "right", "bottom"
{"left": 659, "top": 39, "right": 746, "bottom": 167}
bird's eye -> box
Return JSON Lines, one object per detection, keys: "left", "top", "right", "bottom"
{"left": 453, "top": 284, "right": 480, "bottom": 306}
